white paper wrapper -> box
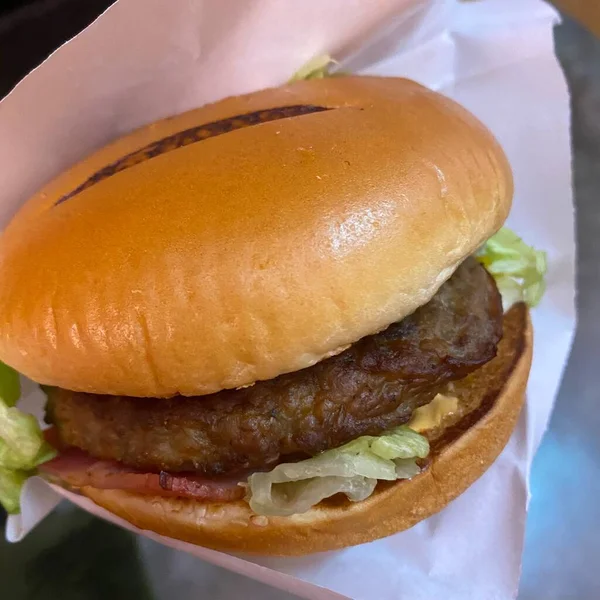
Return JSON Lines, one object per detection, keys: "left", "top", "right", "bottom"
{"left": 2, "top": 0, "right": 575, "bottom": 598}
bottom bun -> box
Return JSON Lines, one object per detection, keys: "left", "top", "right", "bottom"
{"left": 82, "top": 303, "right": 532, "bottom": 555}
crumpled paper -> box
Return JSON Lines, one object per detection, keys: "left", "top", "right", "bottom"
{"left": 1, "top": 0, "right": 574, "bottom": 599}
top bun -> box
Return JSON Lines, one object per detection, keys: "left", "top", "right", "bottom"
{"left": 0, "top": 77, "right": 512, "bottom": 397}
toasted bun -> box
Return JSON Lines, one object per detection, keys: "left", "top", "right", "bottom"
{"left": 0, "top": 77, "right": 512, "bottom": 397}
{"left": 80, "top": 304, "right": 531, "bottom": 555}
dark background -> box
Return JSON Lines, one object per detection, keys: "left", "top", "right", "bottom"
{"left": 0, "top": 0, "right": 115, "bottom": 97}
{"left": 1, "top": 1, "right": 599, "bottom": 599}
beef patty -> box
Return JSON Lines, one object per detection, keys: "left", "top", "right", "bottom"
{"left": 47, "top": 258, "right": 502, "bottom": 476}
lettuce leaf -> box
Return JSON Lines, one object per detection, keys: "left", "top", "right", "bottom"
{"left": 247, "top": 426, "right": 428, "bottom": 517}
{"left": 477, "top": 227, "right": 547, "bottom": 308}
{"left": 0, "top": 361, "right": 21, "bottom": 408}
{"left": 0, "top": 467, "right": 28, "bottom": 515}
{"left": 0, "top": 361, "right": 56, "bottom": 514}
{"left": 289, "top": 55, "right": 338, "bottom": 82}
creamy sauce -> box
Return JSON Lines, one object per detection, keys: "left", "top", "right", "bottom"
{"left": 408, "top": 393, "right": 459, "bottom": 433}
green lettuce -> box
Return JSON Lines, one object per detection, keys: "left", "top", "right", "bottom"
{"left": 0, "top": 361, "right": 21, "bottom": 408}
{"left": 0, "top": 468, "right": 28, "bottom": 515}
{"left": 477, "top": 227, "right": 547, "bottom": 308}
{"left": 0, "top": 362, "right": 56, "bottom": 514}
{"left": 247, "top": 426, "right": 428, "bottom": 517}
{"left": 289, "top": 55, "right": 338, "bottom": 82}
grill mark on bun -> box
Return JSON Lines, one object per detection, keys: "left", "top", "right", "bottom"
{"left": 56, "top": 105, "right": 331, "bottom": 205}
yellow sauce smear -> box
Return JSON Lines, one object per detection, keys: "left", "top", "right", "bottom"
{"left": 408, "top": 393, "right": 459, "bottom": 434}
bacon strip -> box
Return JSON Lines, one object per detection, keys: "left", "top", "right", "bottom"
{"left": 39, "top": 447, "right": 246, "bottom": 502}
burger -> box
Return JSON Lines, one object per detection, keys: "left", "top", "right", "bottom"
{"left": 0, "top": 74, "right": 546, "bottom": 555}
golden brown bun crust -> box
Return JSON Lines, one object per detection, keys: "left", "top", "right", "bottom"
{"left": 81, "top": 304, "right": 531, "bottom": 555}
{"left": 0, "top": 77, "right": 512, "bottom": 397}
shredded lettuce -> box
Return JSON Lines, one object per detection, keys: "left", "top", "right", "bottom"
{"left": 0, "top": 362, "right": 56, "bottom": 514}
{"left": 289, "top": 55, "right": 338, "bottom": 82}
{"left": 0, "top": 467, "right": 27, "bottom": 515}
{"left": 0, "top": 361, "right": 21, "bottom": 408}
{"left": 477, "top": 227, "right": 547, "bottom": 308}
{"left": 247, "top": 426, "right": 428, "bottom": 517}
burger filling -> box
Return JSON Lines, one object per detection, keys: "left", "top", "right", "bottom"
{"left": 39, "top": 257, "right": 501, "bottom": 514}
{"left": 0, "top": 228, "right": 546, "bottom": 516}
